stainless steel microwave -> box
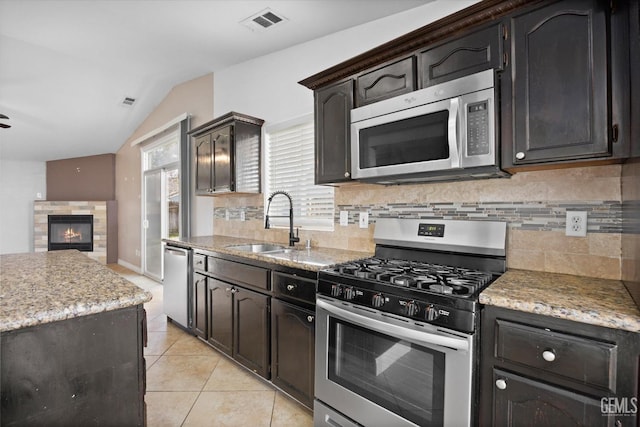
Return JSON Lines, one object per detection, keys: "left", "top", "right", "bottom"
{"left": 350, "top": 69, "right": 508, "bottom": 183}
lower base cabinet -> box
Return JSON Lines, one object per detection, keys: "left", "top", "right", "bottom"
{"left": 271, "top": 299, "right": 315, "bottom": 408}
{"left": 480, "top": 306, "right": 640, "bottom": 426}
{"left": 207, "top": 277, "right": 270, "bottom": 379}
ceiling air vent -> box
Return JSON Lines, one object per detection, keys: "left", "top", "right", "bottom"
{"left": 240, "top": 8, "right": 287, "bottom": 32}
{"left": 121, "top": 97, "right": 136, "bottom": 107}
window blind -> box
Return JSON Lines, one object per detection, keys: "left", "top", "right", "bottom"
{"left": 265, "top": 116, "right": 334, "bottom": 230}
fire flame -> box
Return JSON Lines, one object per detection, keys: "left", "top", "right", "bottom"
{"left": 63, "top": 227, "right": 82, "bottom": 242}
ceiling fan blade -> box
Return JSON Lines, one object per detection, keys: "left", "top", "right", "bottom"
{"left": 0, "top": 123, "right": 11, "bottom": 129}
{"left": 0, "top": 114, "right": 9, "bottom": 119}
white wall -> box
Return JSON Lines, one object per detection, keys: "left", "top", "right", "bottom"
{"left": 0, "top": 159, "right": 46, "bottom": 254}
{"left": 214, "top": 1, "right": 479, "bottom": 123}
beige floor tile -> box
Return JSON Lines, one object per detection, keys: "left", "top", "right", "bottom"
{"left": 145, "top": 329, "right": 184, "bottom": 356}
{"left": 271, "top": 391, "right": 313, "bottom": 427}
{"left": 147, "top": 314, "right": 176, "bottom": 332}
{"left": 182, "top": 390, "right": 276, "bottom": 427}
{"left": 165, "top": 335, "right": 217, "bottom": 356}
{"left": 145, "top": 391, "right": 199, "bottom": 427}
{"left": 147, "top": 355, "right": 221, "bottom": 391}
{"left": 145, "top": 355, "right": 160, "bottom": 370}
{"left": 203, "top": 357, "right": 273, "bottom": 392}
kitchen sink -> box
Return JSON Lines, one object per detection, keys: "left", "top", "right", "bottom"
{"left": 226, "top": 243, "right": 288, "bottom": 254}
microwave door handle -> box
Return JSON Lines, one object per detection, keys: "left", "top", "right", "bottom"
{"left": 448, "top": 98, "right": 461, "bottom": 168}
{"left": 317, "top": 298, "right": 469, "bottom": 352}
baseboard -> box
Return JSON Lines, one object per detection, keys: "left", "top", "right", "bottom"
{"left": 118, "top": 259, "right": 142, "bottom": 274}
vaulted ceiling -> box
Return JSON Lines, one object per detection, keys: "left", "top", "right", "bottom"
{"left": 0, "top": 0, "right": 431, "bottom": 162}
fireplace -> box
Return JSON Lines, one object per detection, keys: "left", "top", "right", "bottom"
{"left": 48, "top": 215, "right": 94, "bottom": 252}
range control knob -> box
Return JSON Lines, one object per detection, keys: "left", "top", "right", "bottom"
{"left": 372, "top": 293, "right": 385, "bottom": 308}
{"left": 425, "top": 305, "right": 440, "bottom": 321}
{"left": 405, "top": 301, "right": 419, "bottom": 317}
{"left": 330, "top": 284, "right": 342, "bottom": 297}
{"left": 343, "top": 286, "right": 356, "bottom": 300}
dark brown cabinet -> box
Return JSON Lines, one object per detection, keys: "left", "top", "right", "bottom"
{"left": 630, "top": 0, "right": 640, "bottom": 158}
{"left": 355, "top": 56, "right": 415, "bottom": 106}
{"left": 207, "top": 277, "right": 233, "bottom": 355}
{"left": 419, "top": 23, "right": 504, "bottom": 88}
{"left": 504, "top": 0, "right": 621, "bottom": 168}
{"left": 192, "top": 272, "right": 208, "bottom": 340}
{"left": 271, "top": 270, "right": 316, "bottom": 409}
{"left": 233, "top": 287, "right": 270, "bottom": 378}
{"left": 314, "top": 79, "right": 353, "bottom": 184}
{"left": 190, "top": 112, "right": 263, "bottom": 195}
{"left": 480, "top": 306, "right": 640, "bottom": 426}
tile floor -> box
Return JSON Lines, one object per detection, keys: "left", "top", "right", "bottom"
{"left": 108, "top": 264, "right": 313, "bottom": 427}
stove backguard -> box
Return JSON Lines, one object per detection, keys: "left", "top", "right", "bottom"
{"left": 48, "top": 214, "right": 94, "bottom": 252}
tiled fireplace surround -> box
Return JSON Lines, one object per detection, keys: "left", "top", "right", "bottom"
{"left": 212, "top": 165, "right": 636, "bottom": 281}
{"left": 34, "top": 201, "right": 115, "bottom": 264}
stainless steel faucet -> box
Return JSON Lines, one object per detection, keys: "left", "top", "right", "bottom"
{"left": 264, "top": 191, "right": 300, "bottom": 247}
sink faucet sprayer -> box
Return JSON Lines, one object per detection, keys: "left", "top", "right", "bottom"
{"left": 264, "top": 191, "right": 300, "bottom": 247}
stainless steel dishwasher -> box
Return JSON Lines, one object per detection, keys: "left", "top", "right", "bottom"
{"left": 163, "top": 244, "right": 191, "bottom": 330}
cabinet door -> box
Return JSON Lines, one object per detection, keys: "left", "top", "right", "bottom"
{"left": 192, "top": 272, "right": 208, "bottom": 339}
{"left": 630, "top": 1, "right": 640, "bottom": 157}
{"left": 492, "top": 369, "right": 613, "bottom": 426}
{"left": 315, "top": 79, "right": 354, "bottom": 184}
{"left": 194, "top": 134, "right": 212, "bottom": 194}
{"left": 355, "top": 56, "right": 415, "bottom": 106}
{"left": 208, "top": 278, "right": 233, "bottom": 356}
{"left": 509, "top": 0, "right": 610, "bottom": 165}
{"left": 271, "top": 299, "right": 315, "bottom": 408}
{"left": 234, "top": 287, "right": 270, "bottom": 379}
{"left": 419, "top": 24, "right": 503, "bottom": 88}
{"left": 212, "top": 126, "right": 232, "bottom": 192}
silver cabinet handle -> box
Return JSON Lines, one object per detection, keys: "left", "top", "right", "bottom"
{"left": 515, "top": 152, "right": 526, "bottom": 160}
{"left": 344, "top": 171, "right": 350, "bottom": 178}
{"left": 542, "top": 350, "right": 556, "bottom": 362}
{"left": 287, "top": 284, "right": 296, "bottom": 291}
{"left": 496, "top": 379, "right": 507, "bottom": 390}
{"left": 307, "top": 315, "right": 314, "bottom": 323}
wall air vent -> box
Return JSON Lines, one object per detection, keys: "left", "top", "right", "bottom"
{"left": 240, "top": 8, "right": 288, "bottom": 32}
{"left": 121, "top": 97, "right": 136, "bottom": 107}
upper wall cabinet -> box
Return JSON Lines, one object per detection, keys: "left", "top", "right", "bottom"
{"left": 419, "top": 23, "right": 504, "bottom": 88}
{"left": 190, "top": 112, "right": 264, "bottom": 195}
{"left": 503, "top": 0, "right": 630, "bottom": 169}
{"left": 314, "top": 80, "right": 354, "bottom": 184}
{"left": 355, "top": 56, "right": 416, "bottom": 107}
{"left": 630, "top": 0, "right": 640, "bottom": 158}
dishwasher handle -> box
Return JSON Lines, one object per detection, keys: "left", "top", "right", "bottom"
{"left": 164, "top": 246, "right": 188, "bottom": 256}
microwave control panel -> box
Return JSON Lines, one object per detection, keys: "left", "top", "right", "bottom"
{"left": 466, "top": 100, "right": 490, "bottom": 156}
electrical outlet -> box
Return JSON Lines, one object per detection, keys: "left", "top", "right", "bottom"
{"left": 359, "top": 212, "right": 369, "bottom": 229}
{"left": 565, "top": 211, "right": 587, "bottom": 237}
{"left": 225, "top": 209, "right": 230, "bottom": 221}
{"left": 240, "top": 210, "right": 246, "bottom": 221}
{"left": 340, "top": 210, "right": 349, "bottom": 226}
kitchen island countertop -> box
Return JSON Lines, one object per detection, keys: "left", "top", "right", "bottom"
{"left": 0, "top": 250, "right": 152, "bottom": 332}
{"left": 163, "top": 235, "right": 372, "bottom": 271}
{"left": 480, "top": 269, "right": 640, "bottom": 333}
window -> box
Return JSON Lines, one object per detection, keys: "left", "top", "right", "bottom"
{"left": 265, "top": 115, "right": 334, "bottom": 231}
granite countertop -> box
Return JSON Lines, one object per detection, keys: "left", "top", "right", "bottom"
{"left": 480, "top": 269, "right": 640, "bottom": 333}
{"left": 163, "top": 235, "right": 372, "bottom": 272}
{"left": 0, "top": 250, "right": 152, "bottom": 332}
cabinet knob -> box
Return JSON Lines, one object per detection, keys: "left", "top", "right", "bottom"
{"left": 495, "top": 379, "right": 507, "bottom": 390}
{"left": 286, "top": 284, "right": 296, "bottom": 291}
{"left": 542, "top": 350, "right": 556, "bottom": 362}
{"left": 344, "top": 171, "right": 350, "bottom": 178}
{"left": 307, "top": 315, "right": 314, "bottom": 323}
{"left": 225, "top": 287, "right": 232, "bottom": 293}
{"left": 515, "top": 152, "right": 526, "bottom": 160}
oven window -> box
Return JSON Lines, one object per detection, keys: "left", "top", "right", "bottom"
{"left": 328, "top": 318, "right": 445, "bottom": 426}
{"left": 358, "top": 110, "right": 449, "bottom": 169}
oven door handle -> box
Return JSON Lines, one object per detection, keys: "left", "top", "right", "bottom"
{"left": 317, "top": 299, "right": 469, "bottom": 352}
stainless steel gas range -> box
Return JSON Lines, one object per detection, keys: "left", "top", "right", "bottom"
{"left": 314, "top": 218, "right": 507, "bottom": 427}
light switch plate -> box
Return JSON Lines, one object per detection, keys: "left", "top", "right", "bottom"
{"left": 240, "top": 210, "right": 246, "bottom": 221}
{"left": 359, "top": 212, "right": 369, "bottom": 229}
{"left": 225, "top": 209, "right": 230, "bottom": 221}
{"left": 340, "top": 210, "right": 349, "bottom": 226}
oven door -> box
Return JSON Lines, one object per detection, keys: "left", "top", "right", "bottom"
{"left": 315, "top": 296, "right": 474, "bottom": 427}
{"left": 351, "top": 97, "right": 461, "bottom": 180}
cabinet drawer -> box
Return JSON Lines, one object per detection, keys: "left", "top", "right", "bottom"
{"left": 208, "top": 257, "right": 270, "bottom": 291}
{"left": 272, "top": 272, "right": 316, "bottom": 305}
{"left": 355, "top": 56, "right": 416, "bottom": 106}
{"left": 495, "top": 319, "right": 617, "bottom": 391}
{"left": 193, "top": 254, "right": 207, "bottom": 272}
